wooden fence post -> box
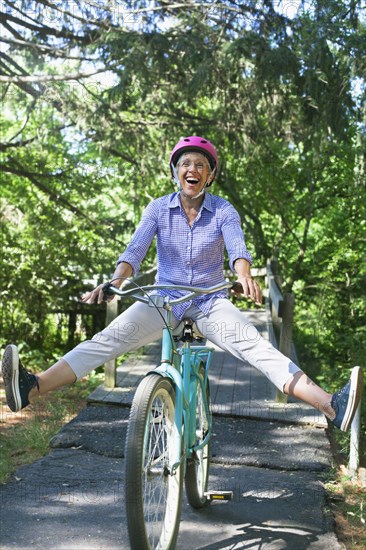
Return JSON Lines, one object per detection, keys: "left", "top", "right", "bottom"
{"left": 270, "top": 256, "right": 283, "bottom": 289}
{"left": 276, "top": 292, "right": 295, "bottom": 403}
{"left": 349, "top": 396, "right": 361, "bottom": 478}
{"left": 104, "top": 298, "right": 119, "bottom": 389}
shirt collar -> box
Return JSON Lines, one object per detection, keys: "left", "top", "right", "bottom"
{"left": 169, "top": 192, "right": 214, "bottom": 212}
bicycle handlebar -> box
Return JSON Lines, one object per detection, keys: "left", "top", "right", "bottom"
{"left": 102, "top": 280, "right": 243, "bottom": 306}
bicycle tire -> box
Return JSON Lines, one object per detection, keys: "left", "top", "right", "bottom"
{"left": 185, "top": 364, "right": 211, "bottom": 508}
{"left": 125, "top": 374, "right": 183, "bottom": 550}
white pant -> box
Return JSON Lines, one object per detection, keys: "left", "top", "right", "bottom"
{"left": 63, "top": 298, "right": 301, "bottom": 391}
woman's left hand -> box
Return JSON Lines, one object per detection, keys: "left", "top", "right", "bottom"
{"left": 232, "top": 276, "right": 262, "bottom": 305}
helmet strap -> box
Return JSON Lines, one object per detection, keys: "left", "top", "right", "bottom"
{"left": 185, "top": 188, "right": 206, "bottom": 200}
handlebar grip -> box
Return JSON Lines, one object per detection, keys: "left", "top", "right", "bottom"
{"left": 231, "top": 282, "right": 243, "bottom": 294}
{"left": 101, "top": 282, "right": 114, "bottom": 301}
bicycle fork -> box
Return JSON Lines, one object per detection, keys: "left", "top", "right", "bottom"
{"left": 152, "top": 339, "right": 213, "bottom": 475}
{"left": 152, "top": 361, "right": 184, "bottom": 475}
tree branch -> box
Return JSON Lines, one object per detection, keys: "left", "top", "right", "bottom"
{"left": 1, "top": 19, "right": 23, "bottom": 41}
{"left": 3, "top": 158, "right": 92, "bottom": 220}
{"left": 2, "top": 158, "right": 126, "bottom": 244}
{"left": 0, "top": 137, "right": 37, "bottom": 150}
{"left": 0, "top": 37, "right": 99, "bottom": 62}
{"left": 286, "top": 215, "right": 312, "bottom": 292}
{"left": 1, "top": 52, "right": 46, "bottom": 95}
{"left": 1, "top": 12, "right": 100, "bottom": 44}
{"left": 0, "top": 60, "right": 41, "bottom": 98}
{"left": 0, "top": 65, "right": 118, "bottom": 83}
{"left": 28, "top": 0, "right": 117, "bottom": 29}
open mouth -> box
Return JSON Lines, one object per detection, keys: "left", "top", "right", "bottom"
{"left": 186, "top": 177, "right": 199, "bottom": 185}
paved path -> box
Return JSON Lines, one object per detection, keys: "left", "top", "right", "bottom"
{"left": 0, "top": 310, "right": 340, "bottom": 549}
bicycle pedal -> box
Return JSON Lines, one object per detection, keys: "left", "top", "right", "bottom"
{"left": 204, "top": 491, "right": 233, "bottom": 501}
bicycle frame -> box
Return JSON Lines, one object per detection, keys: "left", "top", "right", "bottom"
{"left": 153, "top": 322, "right": 214, "bottom": 474}
{"left": 102, "top": 281, "right": 234, "bottom": 474}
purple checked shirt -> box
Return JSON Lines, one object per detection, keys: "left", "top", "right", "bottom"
{"left": 116, "top": 192, "right": 253, "bottom": 319}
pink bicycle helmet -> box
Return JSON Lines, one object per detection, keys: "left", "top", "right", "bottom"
{"left": 170, "top": 136, "right": 219, "bottom": 186}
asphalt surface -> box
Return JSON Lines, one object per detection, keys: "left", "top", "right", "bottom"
{"left": 0, "top": 403, "right": 340, "bottom": 549}
{"left": 0, "top": 310, "right": 340, "bottom": 549}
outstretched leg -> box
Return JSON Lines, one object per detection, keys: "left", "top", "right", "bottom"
{"left": 193, "top": 298, "right": 363, "bottom": 432}
{"left": 283, "top": 371, "right": 334, "bottom": 417}
{"left": 2, "top": 346, "right": 77, "bottom": 412}
{"left": 2, "top": 301, "right": 178, "bottom": 413}
{"left": 284, "top": 367, "right": 363, "bottom": 432}
{"left": 29, "top": 359, "right": 77, "bottom": 398}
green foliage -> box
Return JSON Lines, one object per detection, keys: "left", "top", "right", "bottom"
{"left": 1, "top": 0, "right": 365, "bottom": 394}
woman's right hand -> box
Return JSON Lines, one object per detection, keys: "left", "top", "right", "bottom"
{"left": 82, "top": 284, "right": 113, "bottom": 305}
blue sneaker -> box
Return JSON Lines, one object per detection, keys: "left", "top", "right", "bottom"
{"left": 1, "top": 345, "right": 39, "bottom": 412}
{"left": 330, "top": 366, "right": 363, "bottom": 432}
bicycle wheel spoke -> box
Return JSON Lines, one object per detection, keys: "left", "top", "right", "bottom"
{"left": 126, "top": 376, "right": 182, "bottom": 550}
{"left": 185, "top": 365, "right": 211, "bottom": 509}
{"left": 144, "top": 393, "right": 178, "bottom": 547}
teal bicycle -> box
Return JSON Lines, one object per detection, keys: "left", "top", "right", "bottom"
{"left": 102, "top": 281, "right": 238, "bottom": 550}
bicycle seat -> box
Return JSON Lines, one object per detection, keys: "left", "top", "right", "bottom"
{"left": 172, "top": 318, "right": 205, "bottom": 342}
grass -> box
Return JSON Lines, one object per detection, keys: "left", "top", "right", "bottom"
{"left": 324, "top": 469, "right": 366, "bottom": 549}
{"left": 322, "top": 425, "right": 366, "bottom": 550}
{"left": 0, "top": 373, "right": 103, "bottom": 483}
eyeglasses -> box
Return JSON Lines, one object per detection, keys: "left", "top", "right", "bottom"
{"left": 178, "top": 160, "right": 208, "bottom": 171}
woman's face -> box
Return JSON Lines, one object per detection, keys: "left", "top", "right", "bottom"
{"left": 177, "top": 152, "right": 211, "bottom": 199}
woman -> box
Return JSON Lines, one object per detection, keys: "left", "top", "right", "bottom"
{"left": 2, "top": 136, "right": 362, "bottom": 432}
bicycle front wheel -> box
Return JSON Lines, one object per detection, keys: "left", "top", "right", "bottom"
{"left": 125, "top": 374, "right": 183, "bottom": 550}
{"left": 185, "top": 365, "right": 211, "bottom": 508}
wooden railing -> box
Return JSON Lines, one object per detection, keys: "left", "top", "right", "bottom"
{"left": 102, "top": 260, "right": 362, "bottom": 477}
{"left": 262, "top": 258, "right": 361, "bottom": 478}
{"left": 264, "top": 258, "right": 296, "bottom": 403}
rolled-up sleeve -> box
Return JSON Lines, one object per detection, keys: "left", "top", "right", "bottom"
{"left": 221, "top": 205, "right": 253, "bottom": 271}
{"left": 116, "top": 200, "right": 159, "bottom": 274}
